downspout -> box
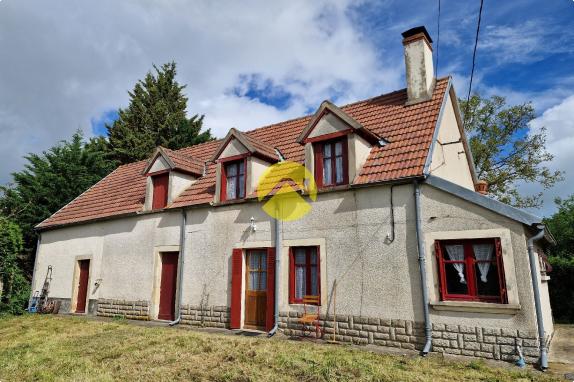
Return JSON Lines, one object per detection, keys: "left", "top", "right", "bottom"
{"left": 414, "top": 180, "right": 432, "bottom": 355}
{"left": 526, "top": 225, "right": 548, "bottom": 370}
{"left": 169, "top": 209, "right": 187, "bottom": 326}
{"left": 268, "top": 215, "right": 282, "bottom": 337}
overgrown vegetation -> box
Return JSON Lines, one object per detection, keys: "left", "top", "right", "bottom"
{"left": 0, "top": 219, "right": 28, "bottom": 315}
{"left": 544, "top": 195, "right": 574, "bottom": 323}
{"left": 0, "top": 315, "right": 558, "bottom": 381}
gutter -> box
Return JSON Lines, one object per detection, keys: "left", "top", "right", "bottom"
{"left": 169, "top": 209, "right": 187, "bottom": 326}
{"left": 526, "top": 225, "right": 548, "bottom": 370}
{"left": 268, "top": 215, "right": 282, "bottom": 337}
{"left": 414, "top": 180, "right": 432, "bottom": 355}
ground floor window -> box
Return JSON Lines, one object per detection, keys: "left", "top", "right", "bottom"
{"left": 435, "top": 238, "right": 507, "bottom": 303}
{"left": 289, "top": 246, "right": 320, "bottom": 304}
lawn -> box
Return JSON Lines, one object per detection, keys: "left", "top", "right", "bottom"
{"left": 0, "top": 315, "right": 557, "bottom": 381}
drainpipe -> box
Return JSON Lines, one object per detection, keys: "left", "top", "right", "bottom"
{"left": 268, "top": 216, "right": 282, "bottom": 337}
{"left": 414, "top": 181, "right": 432, "bottom": 355}
{"left": 169, "top": 209, "right": 187, "bottom": 326}
{"left": 526, "top": 225, "right": 548, "bottom": 370}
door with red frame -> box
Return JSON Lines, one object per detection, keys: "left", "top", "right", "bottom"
{"left": 158, "top": 252, "right": 179, "bottom": 321}
{"left": 75, "top": 260, "right": 90, "bottom": 313}
{"left": 244, "top": 249, "right": 267, "bottom": 329}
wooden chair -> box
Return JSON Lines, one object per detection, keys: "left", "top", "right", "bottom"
{"left": 298, "top": 295, "right": 322, "bottom": 339}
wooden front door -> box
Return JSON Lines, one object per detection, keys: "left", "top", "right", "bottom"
{"left": 158, "top": 252, "right": 179, "bottom": 321}
{"left": 75, "top": 260, "right": 90, "bottom": 313}
{"left": 244, "top": 249, "right": 267, "bottom": 329}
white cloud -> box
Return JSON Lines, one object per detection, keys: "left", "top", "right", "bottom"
{"left": 0, "top": 0, "right": 403, "bottom": 184}
{"left": 525, "top": 95, "right": 574, "bottom": 216}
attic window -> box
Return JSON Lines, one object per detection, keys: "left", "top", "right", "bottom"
{"left": 151, "top": 173, "right": 169, "bottom": 209}
{"left": 222, "top": 159, "right": 246, "bottom": 201}
{"left": 313, "top": 137, "right": 349, "bottom": 187}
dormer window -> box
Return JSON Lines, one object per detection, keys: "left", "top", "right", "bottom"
{"left": 313, "top": 137, "right": 348, "bottom": 187}
{"left": 222, "top": 159, "right": 246, "bottom": 201}
{"left": 151, "top": 173, "right": 169, "bottom": 209}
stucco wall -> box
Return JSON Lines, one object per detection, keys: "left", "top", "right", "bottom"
{"left": 428, "top": 91, "right": 475, "bottom": 190}
{"left": 307, "top": 112, "right": 349, "bottom": 138}
{"left": 34, "top": 182, "right": 548, "bottom": 340}
{"left": 220, "top": 138, "right": 248, "bottom": 158}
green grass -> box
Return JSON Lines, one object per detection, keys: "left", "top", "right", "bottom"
{"left": 0, "top": 315, "right": 557, "bottom": 381}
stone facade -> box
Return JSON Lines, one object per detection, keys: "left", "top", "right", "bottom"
{"left": 96, "top": 299, "right": 150, "bottom": 320}
{"left": 279, "top": 311, "right": 540, "bottom": 363}
{"left": 180, "top": 304, "right": 230, "bottom": 328}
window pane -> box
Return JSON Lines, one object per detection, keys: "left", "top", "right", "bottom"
{"left": 239, "top": 160, "right": 245, "bottom": 175}
{"left": 335, "top": 141, "right": 343, "bottom": 156}
{"left": 226, "top": 176, "right": 236, "bottom": 199}
{"left": 260, "top": 271, "right": 267, "bottom": 290}
{"left": 226, "top": 163, "right": 237, "bottom": 177}
{"left": 309, "top": 249, "right": 317, "bottom": 265}
{"left": 324, "top": 143, "right": 332, "bottom": 159}
{"left": 295, "top": 266, "right": 305, "bottom": 299}
{"left": 445, "top": 263, "right": 469, "bottom": 295}
{"left": 260, "top": 254, "right": 267, "bottom": 271}
{"left": 294, "top": 249, "right": 306, "bottom": 265}
{"left": 336, "top": 157, "right": 343, "bottom": 183}
{"left": 310, "top": 266, "right": 318, "bottom": 296}
{"left": 476, "top": 262, "right": 501, "bottom": 297}
{"left": 249, "top": 271, "right": 258, "bottom": 290}
{"left": 249, "top": 253, "right": 258, "bottom": 269}
{"left": 238, "top": 175, "right": 245, "bottom": 198}
{"left": 323, "top": 159, "right": 332, "bottom": 184}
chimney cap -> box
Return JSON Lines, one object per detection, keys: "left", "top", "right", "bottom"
{"left": 402, "top": 26, "right": 433, "bottom": 44}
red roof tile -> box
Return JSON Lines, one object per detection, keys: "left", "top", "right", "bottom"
{"left": 38, "top": 78, "right": 450, "bottom": 229}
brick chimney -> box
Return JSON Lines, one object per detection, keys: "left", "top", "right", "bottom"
{"left": 402, "top": 26, "right": 435, "bottom": 105}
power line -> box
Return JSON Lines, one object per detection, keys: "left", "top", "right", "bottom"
{"left": 435, "top": 0, "right": 441, "bottom": 77}
{"left": 466, "top": 0, "right": 484, "bottom": 108}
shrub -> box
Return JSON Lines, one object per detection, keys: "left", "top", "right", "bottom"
{"left": 548, "top": 256, "right": 574, "bottom": 323}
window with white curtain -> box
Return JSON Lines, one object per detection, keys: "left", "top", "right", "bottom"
{"left": 290, "top": 246, "right": 320, "bottom": 304}
{"left": 436, "top": 238, "right": 506, "bottom": 303}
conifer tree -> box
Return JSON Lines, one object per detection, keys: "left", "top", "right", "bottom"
{"left": 107, "top": 62, "right": 213, "bottom": 164}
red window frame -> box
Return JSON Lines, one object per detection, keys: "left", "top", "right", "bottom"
{"left": 435, "top": 238, "right": 507, "bottom": 303}
{"left": 151, "top": 173, "right": 169, "bottom": 210}
{"left": 220, "top": 157, "right": 247, "bottom": 201}
{"left": 313, "top": 137, "right": 349, "bottom": 188}
{"left": 289, "top": 246, "right": 320, "bottom": 305}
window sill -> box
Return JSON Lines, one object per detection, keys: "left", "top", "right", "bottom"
{"left": 430, "top": 301, "right": 521, "bottom": 315}
{"left": 541, "top": 275, "right": 551, "bottom": 282}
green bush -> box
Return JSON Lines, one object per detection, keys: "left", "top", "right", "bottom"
{"left": 548, "top": 256, "right": 574, "bottom": 323}
{"left": 0, "top": 218, "right": 29, "bottom": 315}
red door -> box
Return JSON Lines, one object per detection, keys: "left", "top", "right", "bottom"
{"left": 76, "top": 260, "right": 90, "bottom": 313}
{"left": 152, "top": 173, "right": 169, "bottom": 209}
{"left": 158, "top": 252, "right": 179, "bottom": 321}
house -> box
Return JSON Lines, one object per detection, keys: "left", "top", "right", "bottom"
{"left": 32, "top": 26, "right": 554, "bottom": 366}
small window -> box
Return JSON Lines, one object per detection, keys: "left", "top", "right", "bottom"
{"left": 151, "top": 173, "right": 169, "bottom": 209}
{"left": 222, "top": 159, "right": 246, "bottom": 201}
{"left": 289, "top": 246, "right": 320, "bottom": 304}
{"left": 313, "top": 137, "right": 348, "bottom": 187}
{"left": 435, "top": 238, "right": 507, "bottom": 303}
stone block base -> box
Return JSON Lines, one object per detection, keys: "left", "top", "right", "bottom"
{"left": 279, "top": 311, "right": 542, "bottom": 363}
{"left": 180, "top": 305, "right": 230, "bottom": 328}
{"left": 96, "top": 299, "right": 150, "bottom": 320}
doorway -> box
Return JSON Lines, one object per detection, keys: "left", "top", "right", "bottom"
{"left": 75, "top": 259, "right": 90, "bottom": 313}
{"left": 158, "top": 252, "right": 179, "bottom": 321}
{"left": 244, "top": 249, "right": 267, "bottom": 329}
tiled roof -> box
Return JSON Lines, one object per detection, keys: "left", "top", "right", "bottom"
{"left": 160, "top": 147, "right": 205, "bottom": 176}
{"left": 37, "top": 78, "right": 450, "bottom": 229}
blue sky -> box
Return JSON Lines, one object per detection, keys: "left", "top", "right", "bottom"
{"left": 1, "top": 0, "right": 574, "bottom": 216}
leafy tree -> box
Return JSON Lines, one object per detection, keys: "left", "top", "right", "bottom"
{"left": 107, "top": 62, "right": 213, "bottom": 164}
{"left": 0, "top": 132, "right": 115, "bottom": 274}
{"left": 460, "top": 94, "right": 562, "bottom": 208}
{"left": 0, "top": 217, "right": 29, "bottom": 314}
{"left": 544, "top": 195, "right": 574, "bottom": 259}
